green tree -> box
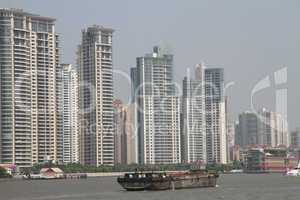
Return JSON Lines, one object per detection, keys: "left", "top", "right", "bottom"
{"left": 232, "top": 160, "right": 243, "bottom": 169}
{"left": 0, "top": 167, "right": 11, "bottom": 178}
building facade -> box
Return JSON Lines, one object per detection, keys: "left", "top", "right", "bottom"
{"left": 204, "top": 68, "right": 227, "bottom": 164}
{"left": 78, "top": 25, "right": 114, "bottom": 166}
{"left": 69, "top": 67, "right": 80, "bottom": 163}
{"left": 113, "top": 99, "right": 126, "bottom": 164}
{"left": 113, "top": 99, "right": 137, "bottom": 165}
{"left": 181, "top": 64, "right": 206, "bottom": 163}
{"left": 132, "top": 46, "right": 181, "bottom": 164}
{"left": 0, "top": 9, "right": 60, "bottom": 167}
{"left": 291, "top": 128, "right": 300, "bottom": 148}
{"left": 235, "top": 112, "right": 259, "bottom": 148}
{"left": 245, "top": 147, "right": 297, "bottom": 173}
{"left": 58, "top": 64, "right": 79, "bottom": 164}
{"left": 258, "top": 108, "right": 289, "bottom": 147}
{"left": 124, "top": 103, "right": 138, "bottom": 164}
{"left": 236, "top": 109, "right": 289, "bottom": 149}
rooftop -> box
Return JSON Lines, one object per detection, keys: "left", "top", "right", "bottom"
{"left": 85, "top": 24, "right": 114, "bottom": 33}
{"left": 0, "top": 8, "right": 56, "bottom": 22}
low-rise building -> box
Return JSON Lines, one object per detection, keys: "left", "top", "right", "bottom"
{"left": 40, "top": 167, "right": 64, "bottom": 179}
{"left": 230, "top": 145, "right": 247, "bottom": 163}
{"left": 245, "top": 147, "right": 297, "bottom": 173}
{"left": 291, "top": 128, "right": 300, "bottom": 148}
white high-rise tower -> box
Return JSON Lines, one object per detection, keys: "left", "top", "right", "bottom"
{"left": 59, "top": 64, "right": 79, "bottom": 163}
{"left": 181, "top": 64, "right": 206, "bottom": 163}
{"left": 132, "top": 46, "right": 181, "bottom": 164}
{"left": 0, "top": 8, "right": 60, "bottom": 167}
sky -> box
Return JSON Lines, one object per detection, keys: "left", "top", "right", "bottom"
{"left": 2, "top": 0, "right": 300, "bottom": 129}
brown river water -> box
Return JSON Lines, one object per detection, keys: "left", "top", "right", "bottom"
{"left": 0, "top": 173, "right": 300, "bottom": 200}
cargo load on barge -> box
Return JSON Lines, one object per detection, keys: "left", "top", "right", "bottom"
{"left": 169, "top": 170, "right": 219, "bottom": 189}
{"left": 117, "top": 170, "right": 219, "bottom": 191}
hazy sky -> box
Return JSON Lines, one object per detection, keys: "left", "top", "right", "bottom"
{"left": 2, "top": 0, "right": 300, "bottom": 129}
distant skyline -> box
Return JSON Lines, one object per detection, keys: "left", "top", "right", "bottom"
{"left": 2, "top": 0, "right": 300, "bottom": 129}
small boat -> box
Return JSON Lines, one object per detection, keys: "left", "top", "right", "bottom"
{"left": 117, "top": 170, "right": 219, "bottom": 191}
{"left": 22, "top": 174, "right": 43, "bottom": 180}
{"left": 286, "top": 161, "right": 300, "bottom": 176}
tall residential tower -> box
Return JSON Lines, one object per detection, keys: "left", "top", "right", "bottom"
{"left": 235, "top": 108, "right": 289, "bottom": 148}
{"left": 113, "top": 99, "right": 137, "bottom": 165}
{"left": 204, "top": 67, "right": 227, "bottom": 164}
{"left": 181, "top": 64, "right": 206, "bottom": 163}
{"left": 181, "top": 65, "right": 227, "bottom": 164}
{"left": 0, "top": 8, "right": 60, "bottom": 167}
{"left": 59, "top": 64, "right": 79, "bottom": 163}
{"left": 78, "top": 25, "right": 114, "bottom": 166}
{"left": 132, "top": 46, "right": 181, "bottom": 164}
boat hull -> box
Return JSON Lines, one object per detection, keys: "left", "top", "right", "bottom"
{"left": 117, "top": 177, "right": 151, "bottom": 191}
{"left": 117, "top": 177, "right": 171, "bottom": 191}
{"left": 171, "top": 174, "right": 218, "bottom": 189}
{"left": 117, "top": 171, "right": 218, "bottom": 191}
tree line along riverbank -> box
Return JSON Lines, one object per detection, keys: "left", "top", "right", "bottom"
{"left": 25, "top": 161, "right": 243, "bottom": 174}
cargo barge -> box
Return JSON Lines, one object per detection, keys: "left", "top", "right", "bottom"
{"left": 117, "top": 170, "right": 219, "bottom": 191}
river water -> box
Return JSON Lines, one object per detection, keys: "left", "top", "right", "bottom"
{"left": 0, "top": 174, "right": 300, "bottom": 200}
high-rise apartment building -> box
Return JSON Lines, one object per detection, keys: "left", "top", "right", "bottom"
{"left": 0, "top": 9, "right": 60, "bottom": 167}
{"left": 235, "top": 109, "right": 289, "bottom": 148}
{"left": 235, "top": 112, "right": 259, "bottom": 148}
{"left": 225, "top": 97, "right": 234, "bottom": 162}
{"left": 204, "top": 68, "right": 227, "bottom": 164}
{"left": 132, "top": 46, "right": 181, "bottom": 164}
{"left": 124, "top": 103, "right": 138, "bottom": 164}
{"left": 258, "top": 108, "right": 289, "bottom": 147}
{"left": 69, "top": 67, "right": 80, "bottom": 163}
{"left": 113, "top": 99, "right": 137, "bottom": 164}
{"left": 78, "top": 25, "right": 114, "bottom": 166}
{"left": 181, "top": 64, "right": 206, "bottom": 163}
{"left": 58, "top": 64, "right": 79, "bottom": 164}
{"left": 181, "top": 65, "right": 228, "bottom": 164}
{"left": 113, "top": 99, "right": 126, "bottom": 164}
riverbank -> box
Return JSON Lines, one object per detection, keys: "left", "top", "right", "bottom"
{"left": 2, "top": 170, "right": 188, "bottom": 180}
{"left": 87, "top": 172, "right": 124, "bottom": 177}
{"left": 0, "top": 172, "right": 125, "bottom": 180}
{"left": 85, "top": 171, "right": 184, "bottom": 177}
{"left": 3, "top": 170, "right": 290, "bottom": 181}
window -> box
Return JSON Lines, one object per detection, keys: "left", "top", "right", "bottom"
{"left": 38, "top": 23, "right": 47, "bottom": 32}
{"left": 14, "top": 18, "right": 23, "bottom": 29}
{"left": 32, "top": 22, "right": 37, "bottom": 31}
{"left": 101, "top": 35, "right": 109, "bottom": 44}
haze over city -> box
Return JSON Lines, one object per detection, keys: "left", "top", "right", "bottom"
{"left": 2, "top": 0, "right": 300, "bottom": 129}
